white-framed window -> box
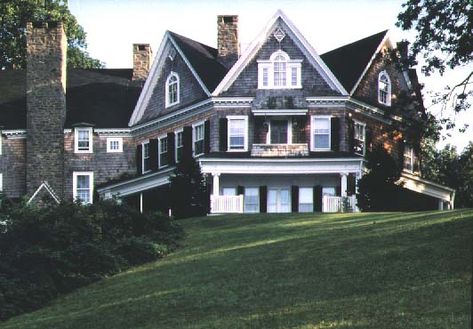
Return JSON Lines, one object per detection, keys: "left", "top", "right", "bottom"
{"left": 73, "top": 171, "right": 94, "bottom": 204}
{"left": 74, "top": 127, "right": 93, "bottom": 153}
{"left": 378, "top": 71, "right": 391, "bottom": 106}
{"left": 244, "top": 187, "right": 259, "bottom": 213}
{"left": 193, "top": 122, "right": 205, "bottom": 156}
{"left": 299, "top": 187, "right": 313, "bottom": 212}
{"left": 175, "top": 129, "right": 183, "bottom": 163}
{"left": 0, "top": 132, "right": 2, "bottom": 155}
{"left": 142, "top": 141, "right": 150, "bottom": 173}
{"left": 159, "top": 135, "right": 168, "bottom": 168}
{"left": 165, "top": 71, "right": 180, "bottom": 108}
{"left": 227, "top": 116, "right": 248, "bottom": 151}
{"left": 311, "top": 116, "right": 331, "bottom": 151}
{"left": 266, "top": 119, "right": 292, "bottom": 144}
{"left": 223, "top": 187, "right": 236, "bottom": 196}
{"left": 257, "top": 50, "right": 302, "bottom": 89}
{"left": 322, "top": 187, "right": 336, "bottom": 196}
{"left": 404, "top": 144, "right": 414, "bottom": 172}
{"left": 106, "top": 137, "right": 123, "bottom": 153}
{"left": 353, "top": 121, "right": 366, "bottom": 155}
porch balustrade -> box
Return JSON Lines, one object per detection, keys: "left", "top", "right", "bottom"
{"left": 210, "top": 195, "right": 244, "bottom": 213}
{"left": 322, "top": 195, "right": 358, "bottom": 213}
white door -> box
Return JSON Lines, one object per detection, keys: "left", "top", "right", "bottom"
{"left": 267, "top": 187, "right": 290, "bottom": 213}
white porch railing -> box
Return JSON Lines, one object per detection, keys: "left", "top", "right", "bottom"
{"left": 210, "top": 195, "right": 244, "bottom": 214}
{"left": 322, "top": 195, "right": 358, "bottom": 213}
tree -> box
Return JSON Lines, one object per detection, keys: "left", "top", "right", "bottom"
{"left": 0, "top": 0, "right": 102, "bottom": 69}
{"left": 397, "top": 0, "right": 472, "bottom": 126}
{"left": 169, "top": 155, "right": 209, "bottom": 219}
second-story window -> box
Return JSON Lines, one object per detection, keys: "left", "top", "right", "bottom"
{"left": 228, "top": 116, "right": 248, "bottom": 151}
{"left": 257, "top": 50, "right": 302, "bottom": 89}
{"left": 378, "top": 71, "right": 391, "bottom": 106}
{"left": 193, "top": 122, "right": 204, "bottom": 156}
{"left": 159, "top": 136, "right": 168, "bottom": 168}
{"left": 74, "top": 127, "right": 93, "bottom": 153}
{"left": 311, "top": 116, "right": 331, "bottom": 151}
{"left": 354, "top": 122, "right": 366, "bottom": 155}
{"left": 142, "top": 142, "right": 150, "bottom": 173}
{"left": 404, "top": 144, "right": 414, "bottom": 172}
{"left": 165, "top": 72, "right": 180, "bottom": 108}
{"left": 175, "top": 130, "right": 183, "bottom": 163}
{"left": 107, "top": 137, "right": 123, "bottom": 153}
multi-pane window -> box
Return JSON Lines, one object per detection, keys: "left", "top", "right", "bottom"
{"left": 312, "top": 117, "right": 331, "bottom": 150}
{"left": 299, "top": 187, "right": 313, "bottom": 212}
{"left": 166, "top": 72, "right": 179, "bottom": 107}
{"left": 404, "top": 145, "right": 414, "bottom": 171}
{"left": 142, "top": 142, "right": 150, "bottom": 172}
{"left": 378, "top": 71, "right": 391, "bottom": 106}
{"left": 74, "top": 127, "right": 93, "bottom": 153}
{"left": 228, "top": 116, "right": 248, "bottom": 151}
{"left": 73, "top": 172, "right": 93, "bottom": 204}
{"left": 257, "top": 50, "right": 301, "bottom": 89}
{"left": 159, "top": 136, "right": 168, "bottom": 168}
{"left": 244, "top": 187, "right": 259, "bottom": 213}
{"left": 354, "top": 122, "right": 366, "bottom": 155}
{"left": 193, "top": 123, "right": 204, "bottom": 156}
{"left": 175, "top": 130, "right": 183, "bottom": 163}
{"left": 106, "top": 137, "right": 123, "bottom": 153}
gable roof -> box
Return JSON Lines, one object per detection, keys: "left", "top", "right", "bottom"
{"left": 0, "top": 69, "right": 142, "bottom": 130}
{"left": 212, "top": 10, "right": 348, "bottom": 96}
{"left": 321, "top": 30, "right": 389, "bottom": 94}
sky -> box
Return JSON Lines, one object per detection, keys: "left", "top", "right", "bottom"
{"left": 69, "top": 0, "right": 472, "bottom": 151}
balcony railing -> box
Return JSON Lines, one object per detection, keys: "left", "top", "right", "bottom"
{"left": 322, "top": 195, "right": 358, "bottom": 213}
{"left": 210, "top": 195, "right": 244, "bottom": 214}
{"left": 251, "top": 144, "right": 309, "bottom": 157}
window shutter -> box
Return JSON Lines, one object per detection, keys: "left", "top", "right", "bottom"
{"left": 167, "top": 132, "right": 175, "bottom": 165}
{"left": 347, "top": 174, "right": 356, "bottom": 196}
{"left": 365, "top": 127, "right": 373, "bottom": 152}
{"left": 331, "top": 117, "right": 340, "bottom": 152}
{"left": 183, "top": 126, "right": 193, "bottom": 160}
{"left": 149, "top": 139, "right": 158, "bottom": 170}
{"left": 136, "top": 144, "right": 143, "bottom": 174}
{"left": 397, "top": 139, "right": 405, "bottom": 169}
{"left": 347, "top": 118, "right": 355, "bottom": 153}
{"left": 291, "top": 185, "right": 299, "bottom": 212}
{"left": 313, "top": 185, "right": 322, "bottom": 212}
{"left": 336, "top": 186, "right": 341, "bottom": 197}
{"left": 219, "top": 118, "right": 228, "bottom": 152}
{"left": 204, "top": 120, "right": 211, "bottom": 154}
{"left": 259, "top": 186, "right": 267, "bottom": 213}
{"left": 237, "top": 185, "right": 244, "bottom": 195}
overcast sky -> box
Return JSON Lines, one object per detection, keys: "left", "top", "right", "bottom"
{"left": 69, "top": 0, "right": 472, "bottom": 151}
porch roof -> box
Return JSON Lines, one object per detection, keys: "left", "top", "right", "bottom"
{"left": 399, "top": 171, "right": 455, "bottom": 203}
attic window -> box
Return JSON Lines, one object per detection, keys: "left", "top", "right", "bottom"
{"left": 273, "top": 28, "right": 286, "bottom": 42}
{"left": 378, "top": 71, "right": 391, "bottom": 106}
{"left": 165, "top": 71, "right": 180, "bottom": 107}
{"left": 257, "top": 50, "right": 302, "bottom": 89}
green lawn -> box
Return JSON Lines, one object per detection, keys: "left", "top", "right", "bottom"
{"left": 2, "top": 210, "right": 472, "bottom": 329}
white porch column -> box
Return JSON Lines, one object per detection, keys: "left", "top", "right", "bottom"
{"left": 438, "top": 199, "right": 444, "bottom": 211}
{"left": 340, "top": 173, "right": 348, "bottom": 197}
{"left": 139, "top": 192, "right": 143, "bottom": 213}
{"left": 212, "top": 173, "right": 220, "bottom": 196}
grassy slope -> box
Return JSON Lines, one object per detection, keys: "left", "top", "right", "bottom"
{"left": 1, "top": 210, "right": 472, "bottom": 329}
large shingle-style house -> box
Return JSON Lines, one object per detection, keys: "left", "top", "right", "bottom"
{"left": 0, "top": 11, "right": 455, "bottom": 213}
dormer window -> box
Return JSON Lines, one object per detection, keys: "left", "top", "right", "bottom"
{"left": 378, "top": 71, "right": 391, "bottom": 106}
{"left": 165, "top": 72, "right": 179, "bottom": 107}
{"left": 258, "top": 50, "right": 302, "bottom": 89}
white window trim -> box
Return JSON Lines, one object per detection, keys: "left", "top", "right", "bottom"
{"left": 142, "top": 141, "right": 151, "bottom": 174}
{"left": 72, "top": 171, "right": 94, "bottom": 204}
{"left": 192, "top": 121, "right": 205, "bottom": 157}
{"left": 227, "top": 115, "right": 249, "bottom": 152}
{"left": 74, "top": 127, "right": 93, "bottom": 153}
{"left": 0, "top": 132, "right": 2, "bottom": 155}
{"left": 378, "top": 70, "right": 392, "bottom": 106}
{"left": 158, "top": 135, "right": 168, "bottom": 169}
{"left": 257, "top": 50, "right": 302, "bottom": 89}
{"left": 175, "top": 128, "right": 183, "bottom": 163}
{"left": 265, "top": 119, "right": 292, "bottom": 145}
{"left": 106, "top": 137, "right": 123, "bottom": 153}
{"left": 353, "top": 120, "right": 366, "bottom": 156}
{"left": 0, "top": 173, "right": 3, "bottom": 192}
{"left": 165, "top": 71, "right": 180, "bottom": 108}
{"left": 311, "top": 115, "right": 331, "bottom": 152}
{"left": 404, "top": 144, "right": 414, "bottom": 172}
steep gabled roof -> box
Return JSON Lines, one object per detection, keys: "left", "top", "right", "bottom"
{"left": 321, "top": 30, "right": 389, "bottom": 94}
{"left": 169, "top": 32, "right": 228, "bottom": 92}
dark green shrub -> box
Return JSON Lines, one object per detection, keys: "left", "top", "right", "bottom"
{"left": 115, "top": 236, "right": 168, "bottom": 266}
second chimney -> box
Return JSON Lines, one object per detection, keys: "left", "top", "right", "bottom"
{"left": 132, "top": 43, "right": 152, "bottom": 82}
{"left": 217, "top": 15, "right": 239, "bottom": 68}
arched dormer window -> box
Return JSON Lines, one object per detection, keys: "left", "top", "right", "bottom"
{"left": 165, "top": 72, "right": 179, "bottom": 108}
{"left": 378, "top": 71, "right": 391, "bottom": 106}
{"left": 257, "top": 50, "right": 302, "bottom": 89}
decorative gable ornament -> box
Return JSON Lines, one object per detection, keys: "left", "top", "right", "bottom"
{"left": 273, "top": 27, "right": 286, "bottom": 42}
{"left": 168, "top": 47, "right": 176, "bottom": 61}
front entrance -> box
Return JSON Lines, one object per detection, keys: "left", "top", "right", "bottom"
{"left": 267, "top": 187, "right": 290, "bottom": 213}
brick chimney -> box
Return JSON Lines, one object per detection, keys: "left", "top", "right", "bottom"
{"left": 132, "top": 43, "right": 152, "bottom": 82}
{"left": 26, "top": 21, "right": 67, "bottom": 199}
{"left": 217, "top": 15, "right": 239, "bottom": 68}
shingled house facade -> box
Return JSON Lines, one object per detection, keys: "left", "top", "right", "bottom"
{"left": 0, "top": 11, "right": 455, "bottom": 213}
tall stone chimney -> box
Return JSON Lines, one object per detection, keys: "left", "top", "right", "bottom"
{"left": 217, "top": 15, "right": 239, "bottom": 68}
{"left": 26, "top": 22, "right": 67, "bottom": 199}
{"left": 132, "top": 43, "right": 152, "bottom": 82}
